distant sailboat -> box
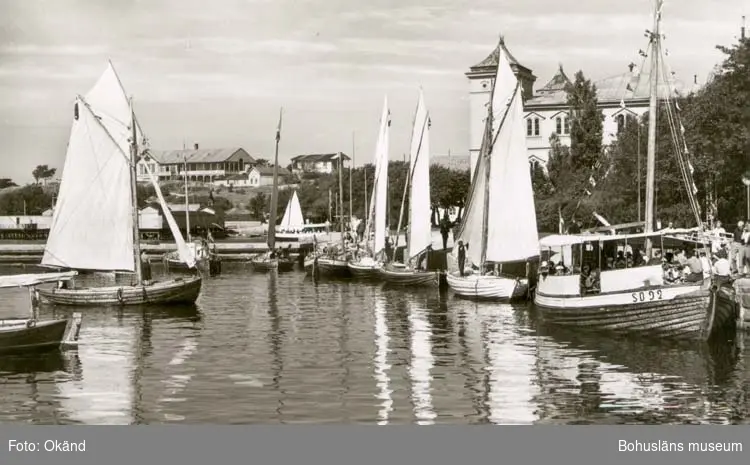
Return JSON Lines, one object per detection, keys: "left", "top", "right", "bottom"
{"left": 348, "top": 96, "right": 391, "bottom": 279}
{"left": 446, "top": 39, "right": 540, "bottom": 300}
{"left": 275, "top": 191, "right": 308, "bottom": 242}
{"left": 379, "top": 89, "right": 440, "bottom": 287}
{"left": 36, "top": 62, "right": 202, "bottom": 306}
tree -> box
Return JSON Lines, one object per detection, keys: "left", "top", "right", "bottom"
{"left": 532, "top": 71, "right": 606, "bottom": 231}
{"left": 31, "top": 165, "right": 56, "bottom": 184}
{"left": 0, "top": 184, "right": 53, "bottom": 215}
{"left": 0, "top": 178, "right": 17, "bottom": 189}
{"left": 681, "top": 35, "right": 750, "bottom": 224}
{"left": 254, "top": 159, "right": 270, "bottom": 167}
{"left": 249, "top": 192, "right": 267, "bottom": 221}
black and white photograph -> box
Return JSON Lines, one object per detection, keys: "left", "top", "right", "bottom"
{"left": 1, "top": 0, "right": 749, "bottom": 428}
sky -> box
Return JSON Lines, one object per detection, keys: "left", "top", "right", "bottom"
{"left": 0, "top": 0, "right": 746, "bottom": 183}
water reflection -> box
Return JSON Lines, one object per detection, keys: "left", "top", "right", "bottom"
{"left": 407, "top": 298, "right": 435, "bottom": 425}
{"left": 0, "top": 265, "right": 748, "bottom": 424}
{"left": 373, "top": 293, "right": 393, "bottom": 424}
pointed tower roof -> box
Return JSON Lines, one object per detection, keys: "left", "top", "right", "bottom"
{"left": 467, "top": 35, "right": 532, "bottom": 75}
{"left": 538, "top": 64, "right": 571, "bottom": 93}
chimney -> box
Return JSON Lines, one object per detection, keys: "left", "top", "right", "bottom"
{"left": 194, "top": 143, "right": 199, "bottom": 150}
{"left": 694, "top": 74, "right": 698, "bottom": 85}
{"left": 742, "top": 16, "right": 746, "bottom": 40}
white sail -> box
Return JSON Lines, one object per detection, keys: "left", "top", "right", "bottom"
{"left": 485, "top": 87, "right": 539, "bottom": 262}
{"left": 84, "top": 61, "right": 143, "bottom": 158}
{"left": 368, "top": 97, "right": 390, "bottom": 254}
{"left": 452, "top": 42, "right": 539, "bottom": 266}
{"left": 406, "top": 89, "right": 433, "bottom": 260}
{"left": 279, "top": 191, "right": 305, "bottom": 230}
{"left": 407, "top": 300, "right": 436, "bottom": 425}
{"left": 144, "top": 164, "right": 196, "bottom": 267}
{"left": 42, "top": 97, "right": 135, "bottom": 272}
{"left": 453, "top": 139, "right": 488, "bottom": 267}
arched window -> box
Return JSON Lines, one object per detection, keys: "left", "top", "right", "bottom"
{"left": 563, "top": 116, "right": 570, "bottom": 134}
{"left": 616, "top": 114, "right": 626, "bottom": 133}
{"left": 534, "top": 118, "right": 540, "bottom": 136}
{"left": 526, "top": 119, "right": 533, "bottom": 136}
{"left": 555, "top": 117, "right": 562, "bottom": 134}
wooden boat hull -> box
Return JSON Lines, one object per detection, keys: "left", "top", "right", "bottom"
{"left": 446, "top": 272, "right": 528, "bottom": 300}
{"left": 347, "top": 261, "right": 382, "bottom": 279}
{"left": 534, "top": 281, "right": 737, "bottom": 340}
{"left": 37, "top": 276, "right": 202, "bottom": 307}
{"left": 0, "top": 319, "right": 70, "bottom": 354}
{"left": 379, "top": 267, "right": 439, "bottom": 287}
{"left": 304, "top": 257, "right": 351, "bottom": 278}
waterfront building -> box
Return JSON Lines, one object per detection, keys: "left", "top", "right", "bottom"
{"left": 136, "top": 144, "right": 256, "bottom": 182}
{"left": 290, "top": 153, "right": 350, "bottom": 175}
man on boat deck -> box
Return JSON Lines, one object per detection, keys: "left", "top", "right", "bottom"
{"left": 457, "top": 240, "right": 466, "bottom": 276}
{"left": 356, "top": 220, "right": 365, "bottom": 242}
{"left": 439, "top": 213, "right": 452, "bottom": 250}
{"left": 684, "top": 249, "right": 703, "bottom": 283}
{"left": 141, "top": 251, "right": 152, "bottom": 285}
{"left": 732, "top": 220, "right": 744, "bottom": 274}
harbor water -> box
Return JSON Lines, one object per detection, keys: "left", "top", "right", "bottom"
{"left": 1, "top": 263, "right": 748, "bottom": 425}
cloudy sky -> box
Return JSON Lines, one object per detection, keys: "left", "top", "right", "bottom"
{"left": 0, "top": 0, "right": 745, "bottom": 183}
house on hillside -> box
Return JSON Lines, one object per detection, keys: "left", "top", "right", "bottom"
{"left": 290, "top": 153, "right": 350, "bottom": 175}
{"left": 248, "top": 166, "right": 292, "bottom": 186}
{"left": 137, "top": 144, "right": 256, "bottom": 182}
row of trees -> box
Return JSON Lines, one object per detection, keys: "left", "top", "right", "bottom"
{"left": 533, "top": 35, "right": 750, "bottom": 232}
{"left": 248, "top": 162, "right": 470, "bottom": 227}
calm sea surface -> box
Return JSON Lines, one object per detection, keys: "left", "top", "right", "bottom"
{"left": 1, "top": 263, "right": 749, "bottom": 425}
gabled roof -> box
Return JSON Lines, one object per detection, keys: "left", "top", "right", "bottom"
{"left": 468, "top": 35, "right": 530, "bottom": 73}
{"left": 525, "top": 65, "right": 571, "bottom": 106}
{"left": 146, "top": 147, "right": 255, "bottom": 165}
{"left": 290, "top": 152, "right": 350, "bottom": 162}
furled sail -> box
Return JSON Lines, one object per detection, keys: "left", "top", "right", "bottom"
{"left": 0, "top": 271, "right": 78, "bottom": 289}
{"left": 406, "top": 89, "right": 432, "bottom": 260}
{"left": 144, "top": 163, "right": 196, "bottom": 268}
{"left": 42, "top": 97, "right": 136, "bottom": 271}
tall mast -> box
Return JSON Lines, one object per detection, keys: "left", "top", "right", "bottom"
{"left": 350, "top": 132, "right": 354, "bottom": 225}
{"left": 338, "top": 152, "right": 345, "bottom": 250}
{"left": 364, "top": 169, "right": 368, "bottom": 226}
{"left": 128, "top": 98, "right": 143, "bottom": 285}
{"left": 643, "top": 0, "right": 662, "bottom": 255}
{"left": 183, "top": 155, "right": 191, "bottom": 242}
{"left": 269, "top": 108, "right": 282, "bottom": 251}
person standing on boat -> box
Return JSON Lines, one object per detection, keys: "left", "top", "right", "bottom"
{"left": 732, "top": 220, "right": 744, "bottom": 274}
{"left": 141, "top": 251, "right": 152, "bottom": 285}
{"left": 684, "top": 249, "right": 703, "bottom": 283}
{"left": 439, "top": 213, "right": 452, "bottom": 250}
{"left": 356, "top": 220, "right": 365, "bottom": 242}
{"left": 457, "top": 240, "right": 466, "bottom": 276}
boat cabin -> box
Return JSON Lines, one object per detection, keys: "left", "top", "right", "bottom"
{"left": 537, "top": 229, "right": 715, "bottom": 297}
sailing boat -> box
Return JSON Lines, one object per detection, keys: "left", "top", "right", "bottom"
{"left": 163, "top": 156, "right": 220, "bottom": 275}
{"left": 533, "top": 1, "right": 736, "bottom": 340}
{"left": 0, "top": 272, "right": 82, "bottom": 354}
{"left": 36, "top": 62, "right": 202, "bottom": 306}
{"left": 379, "top": 89, "right": 440, "bottom": 287}
{"left": 303, "top": 151, "right": 351, "bottom": 278}
{"left": 251, "top": 109, "right": 294, "bottom": 272}
{"left": 347, "top": 97, "right": 390, "bottom": 279}
{"left": 275, "top": 190, "right": 306, "bottom": 241}
{"left": 446, "top": 39, "right": 539, "bottom": 300}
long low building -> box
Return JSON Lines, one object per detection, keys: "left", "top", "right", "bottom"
{"left": 137, "top": 144, "right": 256, "bottom": 183}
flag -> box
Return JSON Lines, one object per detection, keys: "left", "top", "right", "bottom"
{"left": 276, "top": 108, "right": 283, "bottom": 143}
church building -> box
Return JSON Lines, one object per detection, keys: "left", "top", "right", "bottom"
{"left": 466, "top": 37, "right": 700, "bottom": 179}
